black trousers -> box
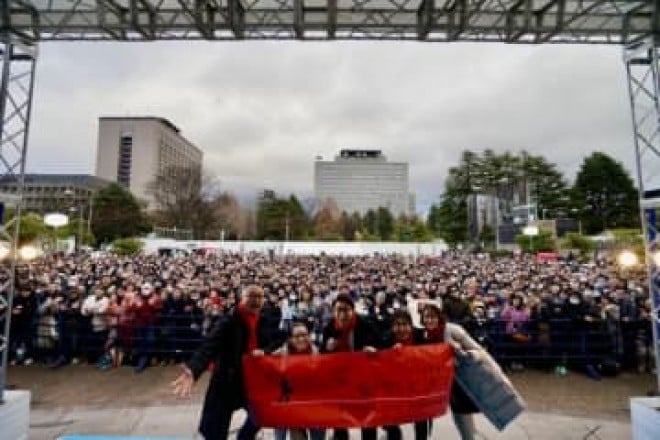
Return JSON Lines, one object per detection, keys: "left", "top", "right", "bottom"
{"left": 333, "top": 428, "right": 376, "bottom": 440}
{"left": 381, "top": 421, "right": 428, "bottom": 440}
{"left": 200, "top": 404, "right": 259, "bottom": 440}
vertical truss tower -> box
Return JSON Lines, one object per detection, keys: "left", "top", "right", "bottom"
{"left": 625, "top": 37, "right": 660, "bottom": 392}
{"left": 0, "top": 40, "right": 37, "bottom": 403}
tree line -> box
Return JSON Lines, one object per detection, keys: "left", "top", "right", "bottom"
{"left": 84, "top": 166, "right": 435, "bottom": 244}
{"left": 427, "top": 149, "right": 639, "bottom": 246}
{"left": 7, "top": 149, "right": 640, "bottom": 247}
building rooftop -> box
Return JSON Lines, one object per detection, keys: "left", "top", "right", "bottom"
{"left": 338, "top": 149, "right": 383, "bottom": 159}
{"left": 0, "top": 174, "right": 110, "bottom": 187}
{"left": 99, "top": 116, "right": 181, "bottom": 134}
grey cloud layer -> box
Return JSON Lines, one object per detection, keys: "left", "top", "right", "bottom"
{"left": 27, "top": 41, "right": 634, "bottom": 213}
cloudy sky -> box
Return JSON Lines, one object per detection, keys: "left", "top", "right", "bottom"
{"left": 26, "top": 41, "right": 634, "bottom": 214}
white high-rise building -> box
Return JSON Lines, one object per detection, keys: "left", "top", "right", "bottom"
{"left": 95, "top": 116, "right": 203, "bottom": 207}
{"left": 314, "top": 149, "right": 414, "bottom": 216}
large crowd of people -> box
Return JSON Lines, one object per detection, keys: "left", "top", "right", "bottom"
{"left": 2, "top": 250, "right": 655, "bottom": 380}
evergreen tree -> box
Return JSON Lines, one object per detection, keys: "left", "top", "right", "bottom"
{"left": 92, "top": 183, "right": 150, "bottom": 244}
{"left": 572, "top": 152, "right": 639, "bottom": 234}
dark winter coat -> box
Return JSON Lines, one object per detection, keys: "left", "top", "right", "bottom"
{"left": 321, "top": 315, "right": 378, "bottom": 352}
{"left": 185, "top": 308, "right": 283, "bottom": 439}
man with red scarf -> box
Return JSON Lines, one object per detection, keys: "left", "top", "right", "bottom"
{"left": 172, "top": 285, "right": 282, "bottom": 440}
{"left": 321, "top": 293, "right": 379, "bottom": 440}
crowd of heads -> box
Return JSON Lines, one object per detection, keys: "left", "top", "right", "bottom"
{"left": 1, "top": 250, "right": 654, "bottom": 373}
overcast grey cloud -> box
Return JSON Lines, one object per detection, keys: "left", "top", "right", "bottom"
{"left": 26, "top": 41, "right": 634, "bottom": 214}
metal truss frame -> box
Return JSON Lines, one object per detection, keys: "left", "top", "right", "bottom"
{"left": 0, "top": 40, "right": 36, "bottom": 404}
{"left": 0, "top": 0, "right": 657, "bottom": 400}
{"left": 625, "top": 37, "right": 660, "bottom": 393}
{"left": 0, "top": 0, "right": 657, "bottom": 43}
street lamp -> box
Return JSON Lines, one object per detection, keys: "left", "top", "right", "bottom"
{"left": 44, "top": 212, "right": 69, "bottom": 253}
{"left": 570, "top": 208, "right": 583, "bottom": 235}
{"left": 522, "top": 225, "right": 539, "bottom": 253}
{"left": 64, "top": 188, "right": 85, "bottom": 251}
{"left": 69, "top": 206, "right": 84, "bottom": 251}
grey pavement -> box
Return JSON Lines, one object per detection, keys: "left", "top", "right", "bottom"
{"left": 29, "top": 404, "right": 630, "bottom": 440}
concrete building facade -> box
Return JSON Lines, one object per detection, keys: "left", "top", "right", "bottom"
{"left": 95, "top": 117, "right": 203, "bottom": 206}
{"left": 314, "top": 149, "right": 414, "bottom": 216}
{"left": 0, "top": 174, "right": 109, "bottom": 214}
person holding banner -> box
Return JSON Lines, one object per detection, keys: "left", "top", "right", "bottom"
{"left": 382, "top": 310, "right": 428, "bottom": 440}
{"left": 420, "top": 303, "right": 481, "bottom": 440}
{"left": 171, "top": 285, "right": 282, "bottom": 440}
{"left": 271, "top": 321, "right": 326, "bottom": 440}
{"left": 321, "top": 293, "right": 379, "bottom": 440}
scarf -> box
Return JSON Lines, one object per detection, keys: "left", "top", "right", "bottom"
{"left": 238, "top": 303, "right": 260, "bottom": 352}
{"left": 425, "top": 324, "right": 445, "bottom": 343}
{"left": 334, "top": 314, "right": 357, "bottom": 352}
{"left": 287, "top": 343, "right": 314, "bottom": 355}
{"left": 397, "top": 333, "right": 414, "bottom": 346}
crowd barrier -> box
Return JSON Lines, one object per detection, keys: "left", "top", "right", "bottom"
{"left": 5, "top": 314, "right": 653, "bottom": 371}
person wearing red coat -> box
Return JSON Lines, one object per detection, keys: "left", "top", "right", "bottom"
{"left": 132, "top": 282, "right": 162, "bottom": 373}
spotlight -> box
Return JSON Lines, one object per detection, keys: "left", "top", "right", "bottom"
{"left": 18, "top": 245, "right": 38, "bottom": 261}
{"left": 617, "top": 250, "right": 638, "bottom": 268}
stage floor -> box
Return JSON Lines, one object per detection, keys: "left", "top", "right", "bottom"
{"left": 34, "top": 405, "right": 630, "bottom": 440}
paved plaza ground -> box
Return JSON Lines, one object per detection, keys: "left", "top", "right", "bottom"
{"left": 6, "top": 364, "right": 657, "bottom": 439}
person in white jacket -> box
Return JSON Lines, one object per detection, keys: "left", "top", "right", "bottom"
{"left": 81, "top": 288, "right": 110, "bottom": 364}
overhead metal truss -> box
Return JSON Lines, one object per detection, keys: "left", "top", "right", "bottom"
{"left": 0, "top": 40, "right": 36, "bottom": 404}
{"left": 625, "top": 37, "right": 660, "bottom": 393}
{"left": 0, "top": 0, "right": 657, "bottom": 43}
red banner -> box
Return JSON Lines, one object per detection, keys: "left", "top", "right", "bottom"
{"left": 243, "top": 344, "right": 454, "bottom": 429}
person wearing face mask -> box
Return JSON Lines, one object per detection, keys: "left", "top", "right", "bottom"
{"left": 10, "top": 287, "right": 37, "bottom": 365}
{"left": 530, "top": 291, "right": 553, "bottom": 371}
{"left": 565, "top": 290, "right": 602, "bottom": 380}
{"left": 500, "top": 294, "right": 531, "bottom": 371}
{"left": 162, "top": 287, "right": 189, "bottom": 364}
{"left": 79, "top": 287, "right": 109, "bottom": 367}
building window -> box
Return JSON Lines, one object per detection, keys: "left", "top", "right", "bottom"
{"left": 117, "top": 134, "right": 132, "bottom": 187}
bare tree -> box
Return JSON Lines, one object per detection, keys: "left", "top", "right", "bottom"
{"left": 148, "top": 165, "right": 212, "bottom": 238}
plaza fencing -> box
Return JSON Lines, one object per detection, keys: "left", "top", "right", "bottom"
{"left": 7, "top": 314, "right": 654, "bottom": 373}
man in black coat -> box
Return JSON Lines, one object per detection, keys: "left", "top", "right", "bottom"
{"left": 321, "top": 293, "right": 379, "bottom": 440}
{"left": 172, "top": 285, "right": 283, "bottom": 440}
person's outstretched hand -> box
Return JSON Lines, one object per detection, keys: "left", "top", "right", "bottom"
{"left": 171, "top": 365, "right": 194, "bottom": 398}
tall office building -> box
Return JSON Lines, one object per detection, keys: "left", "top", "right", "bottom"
{"left": 314, "top": 149, "right": 414, "bottom": 216}
{"left": 95, "top": 117, "right": 203, "bottom": 207}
